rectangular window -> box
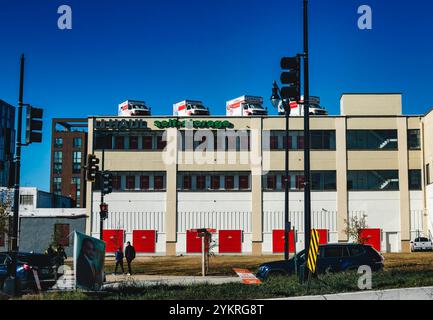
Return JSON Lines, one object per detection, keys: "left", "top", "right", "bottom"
{"left": 72, "top": 151, "right": 82, "bottom": 174}
{"left": 20, "top": 195, "right": 34, "bottom": 205}
{"left": 115, "top": 136, "right": 125, "bottom": 149}
{"left": 54, "top": 151, "right": 63, "bottom": 163}
{"left": 211, "top": 176, "right": 220, "bottom": 190}
{"left": 53, "top": 177, "right": 62, "bottom": 194}
{"left": 311, "top": 171, "right": 337, "bottom": 191}
{"left": 94, "top": 134, "right": 112, "bottom": 150}
{"left": 427, "top": 164, "right": 431, "bottom": 185}
{"left": 347, "top": 130, "right": 398, "bottom": 150}
{"left": 408, "top": 129, "right": 421, "bottom": 150}
{"left": 270, "top": 136, "right": 279, "bottom": 150}
{"left": 54, "top": 138, "right": 63, "bottom": 148}
{"left": 239, "top": 175, "right": 249, "bottom": 190}
{"left": 143, "top": 136, "right": 153, "bottom": 150}
{"left": 225, "top": 176, "right": 234, "bottom": 190}
{"left": 54, "top": 224, "right": 70, "bottom": 247}
{"left": 73, "top": 137, "right": 82, "bottom": 148}
{"left": 311, "top": 131, "right": 336, "bottom": 150}
{"left": 129, "top": 136, "right": 139, "bottom": 150}
{"left": 409, "top": 170, "right": 422, "bottom": 190}
{"left": 112, "top": 175, "right": 122, "bottom": 190}
{"left": 297, "top": 136, "right": 305, "bottom": 149}
{"left": 126, "top": 176, "right": 135, "bottom": 190}
{"left": 140, "top": 176, "right": 150, "bottom": 190}
{"left": 196, "top": 176, "right": 206, "bottom": 190}
{"left": 281, "top": 175, "right": 291, "bottom": 190}
{"left": 267, "top": 175, "right": 277, "bottom": 190}
{"left": 54, "top": 163, "right": 62, "bottom": 174}
{"left": 156, "top": 135, "right": 166, "bottom": 150}
{"left": 183, "top": 176, "right": 192, "bottom": 190}
{"left": 347, "top": 170, "right": 399, "bottom": 191}
{"left": 296, "top": 175, "right": 305, "bottom": 190}
{"left": 154, "top": 175, "right": 164, "bottom": 190}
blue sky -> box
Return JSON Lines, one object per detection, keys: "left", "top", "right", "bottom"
{"left": 0, "top": 0, "right": 432, "bottom": 190}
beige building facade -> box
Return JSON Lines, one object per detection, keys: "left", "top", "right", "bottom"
{"left": 85, "top": 94, "right": 432, "bottom": 255}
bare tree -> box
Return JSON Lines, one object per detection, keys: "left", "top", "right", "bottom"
{"left": 0, "top": 189, "right": 12, "bottom": 246}
{"left": 344, "top": 214, "right": 368, "bottom": 244}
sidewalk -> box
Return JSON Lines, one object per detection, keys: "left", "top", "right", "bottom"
{"left": 104, "top": 274, "right": 241, "bottom": 289}
{"left": 272, "top": 286, "right": 433, "bottom": 300}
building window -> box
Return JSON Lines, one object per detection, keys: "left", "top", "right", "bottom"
{"left": 196, "top": 176, "right": 206, "bottom": 190}
{"left": 347, "top": 170, "right": 399, "bottom": 191}
{"left": 94, "top": 134, "right": 112, "bottom": 150}
{"left": 347, "top": 130, "right": 398, "bottom": 150}
{"left": 270, "top": 136, "right": 279, "bottom": 150}
{"left": 115, "top": 136, "right": 125, "bottom": 149}
{"left": 239, "top": 175, "right": 249, "bottom": 190}
{"left": 53, "top": 177, "right": 62, "bottom": 194}
{"left": 296, "top": 175, "right": 305, "bottom": 190}
{"left": 140, "top": 176, "right": 150, "bottom": 190}
{"left": 54, "top": 138, "right": 63, "bottom": 148}
{"left": 311, "top": 171, "right": 337, "bottom": 191}
{"left": 54, "top": 151, "right": 63, "bottom": 174}
{"left": 154, "top": 175, "right": 164, "bottom": 190}
{"left": 112, "top": 175, "right": 122, "bottom": 190}
{"left": 427, "top": 164, "right": 431, "bottom": 185}
{"left": 54, "top": 224, "right": 70, "bottom": 247}
{"left": 408, "top": 129, "right": 421, "bottom": 150}
{"left": 183, "top": 176, "right": 192, "bottom": 190}
{"left": 19, "top": 195, "right": 34, "bottom": 205}
{"left": 156, "top": 134, "right": 166, "bottom": 150}
{"left": 266, "top": 175, "right": 277, "bottom": 190}
{"left": 129, "top": 136, "right": 139, "bottom": 150}
{"left": 281, "top": 175, "right": 290, "bottom": 190}
{"left": 73, "top": 137, "right": 82, "bottom": 148}
{"left": 143, "top": 136, "right": 153, "bottom": 150}
{"left": 211, "top": 176, "right": 220, "bottom": 190}
{"left": 72, "top": 151, "right": 82, "bottom": 174}
{"left": 311, "top": 131, "right": 336, "bottom": 150}
{"left": 409, "top": 170, "right": 422, "bottom": 190}
{"left": 224, "top": 176, "right": 234, "bottom": 190}
{"left": 126, "top": 176, "right": 136, "bottom": 190}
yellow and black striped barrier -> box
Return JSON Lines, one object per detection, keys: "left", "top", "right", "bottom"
{"left": 306, "top": 229, "right": 320, "bottom": 274}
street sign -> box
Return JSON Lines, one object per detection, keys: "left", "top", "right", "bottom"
{"left": 306, "top": 229, "right": 320, "bottom": 274}
{"left": 233, "top": 268, "right": 262, "bottom": 285}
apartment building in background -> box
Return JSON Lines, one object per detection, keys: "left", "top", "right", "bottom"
{"left": 50, "top": 118, "right": 88, "bottom": 208}
{"left": 0, "top": 100, "right": 15, "bottom": 188}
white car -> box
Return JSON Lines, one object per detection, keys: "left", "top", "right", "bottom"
{"left": 411, "top": 237, "right": 433, "bottom": 252}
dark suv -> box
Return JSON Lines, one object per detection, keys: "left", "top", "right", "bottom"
{"left": 256, "top": 243, "right": 384, "bottom": 280}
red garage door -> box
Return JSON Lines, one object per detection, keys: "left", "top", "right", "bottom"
{"left": 219, "top": 230, "right": 242, "bottom": 253}
{"left": 316, "top": 229, "right": 329, "bottom": 245}
{"left": 272, "top": 230, "right": 295, "bottom": 253}
{"left": 359, "top": 228, "right": 381, "bottom": 252}
{"left": 186, "top": 230, "right": 202, "bottom": 253}
{"left": 133, "top": 230, "right": 156, "bottom": 253}
{"left": 103, "top": 230, "right": 124, "bottom": 253}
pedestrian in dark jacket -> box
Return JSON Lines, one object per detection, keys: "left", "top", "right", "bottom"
{"left": 114, "top": 247, "right": 124, "bottom": 275}
{"left": 124, "top": 242, "right": 136, "bottom": 275}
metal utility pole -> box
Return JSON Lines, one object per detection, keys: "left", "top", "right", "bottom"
{"left": 284, "top": 108, "right": 290, "bottom": 260}
{"left": 10, "top": 54, "right": 25, "bottom": 294}
{"left": 100, "top": 149, "right": 105, "bottom": 240}
{"left": 303, "top": 0, "right": 312, "bottom": 271}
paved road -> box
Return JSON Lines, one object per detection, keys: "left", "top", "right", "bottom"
{"left": 271, "top": 286, "right": 433, "bottom": 300}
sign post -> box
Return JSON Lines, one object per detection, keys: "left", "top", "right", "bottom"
{"left": 192, "top": 228, "right": 216, "bottom": 277}
{"left": 306, "top": 229, "right": 320, "bottom": 289}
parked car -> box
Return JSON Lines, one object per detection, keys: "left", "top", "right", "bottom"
{"left": 256, "top": 243, "right": 384, "bottom": 280}
{"left": 410, "top": 237, "right": 433, "bottom": 252}
{"left": 0, "top": 252, "right": 57, "bottom": 291}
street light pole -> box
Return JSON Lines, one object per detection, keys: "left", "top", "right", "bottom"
{"left": 303, "top": 0, "right": 312, "bottom": 271}
{"left": 284, "top": 106, "right": 290, "bottom": 260}
{"left": 100, "top": 148, "right": 105, "bottom": 240}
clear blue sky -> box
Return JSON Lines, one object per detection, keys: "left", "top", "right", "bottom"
{"left": 0, "top": 0, "right": 432, "bottom": 191}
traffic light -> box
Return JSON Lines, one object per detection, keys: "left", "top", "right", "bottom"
{"left": 280, "top": 56, "right": 301, "bottom": 102}
{"left": 86, "top": 154, "right": 99, "bottom": 182}
{"left": 25, "top": 106, "right": 43, "bottom": 144}
{"left": 100, "top": 203, "right": 108, "bottom": 220}
{"left": 102, "top": 172, "right": 113, "bottom": 196}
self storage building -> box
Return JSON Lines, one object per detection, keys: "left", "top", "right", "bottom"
{"left": 85, "top": 94, "right": 433, "bottom": 255}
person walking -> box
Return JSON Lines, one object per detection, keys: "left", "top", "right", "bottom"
{"left": 124, "top": 242, "right": 136, "bottom": 275}
{"left": 56, "top": 245, "right": 68, "bottom": 267}
{"left": 114, "top": 247, "right": 124, "bottom": 275}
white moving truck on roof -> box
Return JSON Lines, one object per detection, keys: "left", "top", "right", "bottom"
{"left": 118, "top": 100, "right": 151, "bottom": 116}
{"left": 173, "top": 100, "right": 210, "bottom": 116}
{"left": 278, "top": 96, "right": 328, "bottom": 116}
{"left": 226, "top": 95, "right": 268, "bottom": 116}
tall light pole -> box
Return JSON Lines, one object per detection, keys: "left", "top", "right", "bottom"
{"left": 303, "top": 0, "right": 312, "bottom": 273}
